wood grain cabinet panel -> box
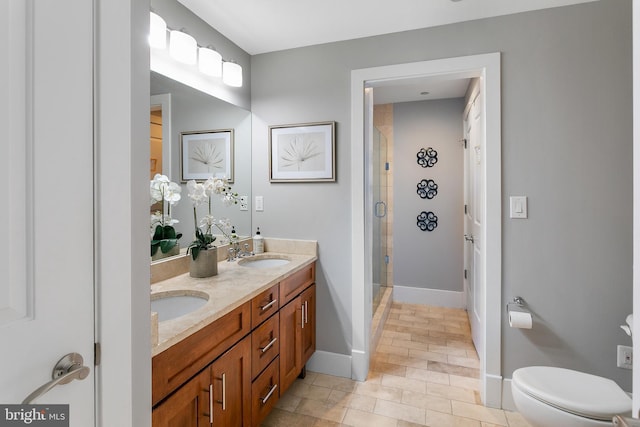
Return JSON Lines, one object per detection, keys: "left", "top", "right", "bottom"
{"left": 251, "top": 284, "right": 279, "bottom": 329}
{"left": 251, "top": 357, "right": 280, "bottom": 427}
{"left": 251, "top": 313, "right": 280, "bottom": 379}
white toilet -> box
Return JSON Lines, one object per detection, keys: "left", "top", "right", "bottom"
{"left": 512, "top": 366, "right": 631, "bottom": 427}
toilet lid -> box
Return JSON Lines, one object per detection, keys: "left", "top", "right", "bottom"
{"left": 512, "top": 366, "right": 631, "bottom": 421}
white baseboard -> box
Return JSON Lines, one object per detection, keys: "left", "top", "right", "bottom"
{"left": 306, "top": 350, "right": 353, "bottom": 379}
{"left": 393, "top": 285, "right": 465, "bottom": 309}
{"left": 484, "top": 373, "right": 503, "bottom": 409}
{"left": 501, "top": 378, "right": 516, "bottom": 411}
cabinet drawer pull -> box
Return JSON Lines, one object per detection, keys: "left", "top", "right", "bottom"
{"left": 260, "top": 299, "right": 277, "bottom": 311}
{"left": 216, "top": 373, "right": 226, "bottom": 411}
{"left": 260, "top": 383, "right": 278, "bottom": 405}
{"left": 304, "top": 301, "right": 308, "bottom": 325}
{"left": 260, "top": 337, "right": 278, "bottom": 353}
{"left": 205, "top": 384, "right": 213, "bottom": 424}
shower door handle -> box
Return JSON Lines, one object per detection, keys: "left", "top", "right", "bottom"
{"left": 374, "top": 201, "right": 387, "bottom": 218}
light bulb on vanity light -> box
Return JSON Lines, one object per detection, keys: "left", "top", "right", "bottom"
{"left": 149, "top": 12, "right": 167, "bottom": 49}
{"left": 169, "top": 30, "right": 197, "bottom": 64}
{"left": 222, "top": 61, "right": 243, "bottom": 87}
{"left": 198, "top": 47, "right": 222, "bottom": 77}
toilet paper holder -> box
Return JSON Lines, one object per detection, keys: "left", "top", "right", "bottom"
{"left": 506, "top": 296, "right": 526, "bottom": 313}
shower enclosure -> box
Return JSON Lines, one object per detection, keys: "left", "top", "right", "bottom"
{"left": 372, "top": 127, "right": 389, "bottom": 313}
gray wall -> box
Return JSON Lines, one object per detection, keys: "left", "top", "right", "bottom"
{"left": 251, "top": 0, "right": 633, "bottom": 390}
{"left": 393, "top": 99, "right": 465, "bottom": 292}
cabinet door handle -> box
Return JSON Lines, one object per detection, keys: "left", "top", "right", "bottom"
{"left": 203, "top": 384, "right": 213, "bottom": 424}
{"left": 304, "top": 301, "right": 309, "bottom": 325}
{"left": 301, "top": 304, "right": 305, "bottom": 329}
{"left": 216, "top": 373, "right": 227, "bottom": 411}
{"left": 260, "top": 337, "right": 278, "bottom": 353}
{"left": 260, "top": 383, "right": 278, "bottom": 405}
{"left": 261, "top": 299, "right": 277, "bottom": 311}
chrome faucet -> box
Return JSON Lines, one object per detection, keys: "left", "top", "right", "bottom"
{"left": 237, "top": 243, "right": 253, "bottom": 258}
{"left": 227, "top": 247, "right": 236, "bottom": 261}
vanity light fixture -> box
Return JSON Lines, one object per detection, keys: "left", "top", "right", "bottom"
{"left": 149, "top": 12, "right": 167, "bottom": 49}
{"left": 169, "top": 29, "right": 197, "bottom": 65}
{"left": 198, "top": 47, "right": 223, "bottom": 77}
{"left": 222, "top": 61, "right": 243, "bottom": 87}
{"left": 150, "top": 12, "right": 243, "bottom": 87}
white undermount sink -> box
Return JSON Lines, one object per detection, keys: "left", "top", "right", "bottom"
{"left": 238, "top": 256, "right": 291, "bottom": 269}
{"left": 151, "top": 291, "right": 209, "bottom": 322}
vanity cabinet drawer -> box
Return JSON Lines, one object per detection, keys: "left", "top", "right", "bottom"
{"left": 280, "top": 263, "right": 315, "bottom": 306}
{"left": 251, "top": 284, "right": 279, "bottom": 329}
{"left": 251, "top": 312, "right": 279, "bottom": 379}
{"left": 152, "top": 302, "right": 252, "bottom": 406}
{"left": 251, "top": 357, "right": 280, "bottom": 427}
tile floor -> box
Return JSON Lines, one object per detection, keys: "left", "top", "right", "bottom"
{"left": 261, "top": 302, "right": 531, "bottom": 427}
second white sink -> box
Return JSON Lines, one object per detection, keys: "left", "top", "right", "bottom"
{"left": 239, "top": 257, "right": 291, "bottom": 269}
{"left": 151, "top": 292, "right": 209, "bottom": 322}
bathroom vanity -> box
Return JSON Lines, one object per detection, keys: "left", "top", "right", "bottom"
{"left": 150, "top": 240, "right": 317, "bottom": 427}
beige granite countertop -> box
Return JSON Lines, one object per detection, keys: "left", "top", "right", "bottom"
{"left": 150, "top": 238, "right": 317, "bottom": 356}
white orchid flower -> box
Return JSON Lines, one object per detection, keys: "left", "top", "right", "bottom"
{"left": 164, "top": 181, "right": 182, "bottom": 205}
{"left": 187, "top": 180, "right": 208, "bottom": 207}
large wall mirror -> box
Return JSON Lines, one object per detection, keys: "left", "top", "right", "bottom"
{"left": 150, "top": 71, "right": 251, "bottom": 261}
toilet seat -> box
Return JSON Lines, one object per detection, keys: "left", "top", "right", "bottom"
{"left": 512, "top": 366, "right": 631, "bottom": 421}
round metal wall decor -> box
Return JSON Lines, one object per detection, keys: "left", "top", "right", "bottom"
{"left": 417, "top": 179, "right": 438, "bottom": 199}
{"left": 417, "top": 211, "right": 438, "bottom": 232}
{"left": 417, "top": 147, "right": 438, "bottom": 168}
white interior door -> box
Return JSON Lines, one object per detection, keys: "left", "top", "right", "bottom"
{"left": 0, "top": 0, "right": 95, "bottom": 424}
{"left": 464, "top": 86, "right": 485, "bottom": 360}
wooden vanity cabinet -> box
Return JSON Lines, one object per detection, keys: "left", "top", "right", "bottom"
{"left": 280, "top": 283, "right": 316, "bottom": 395}
{"left": 152, "top": 336, "right": 251, "bottom": 427}
{"left": 152, "top": 368, "right": 210, "bottom": 427}
{"left": 152, "top": 261, "right": 316, "bottom": 427}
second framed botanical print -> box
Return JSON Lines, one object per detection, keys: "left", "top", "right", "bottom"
{"left": 269, "top": 121, "right": 336, "bottom": 182}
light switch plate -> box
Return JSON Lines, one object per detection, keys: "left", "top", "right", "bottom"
{"left": 510, "top": 196, "right": 527, "bottom": 219}
{"left": 255, "top": 196, "right": 264, "bottom": 212}
{"left": 239, "top": 196, "right": 248, "bottom": 211}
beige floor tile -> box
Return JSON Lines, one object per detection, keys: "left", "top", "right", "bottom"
{"left": 262, "top": 407, "right": 322, "bottom": 426}
{"left": 381, "top": 373, "right": 428, "bottom": 394}
{"left": 449, "top": 375, "right": 480, "bottom": 391}
{"left": 428, "top": 344, "right": 469, "bottom": 357}
{"left": 354, "top": 382, "right": 403, "bottom": 402}
{"left": 406, "top": 367, "right": 450, "bottom": 385}
{"left": 295, "top": 398, "right": 349, "bottom": 423}
{"left": 448, "top": 355, "right": 481, "bottom": 369}
{"left": 313, "top": 373, "right": 358, "bottom": 392}
{"left": 401, "top": 389, "right": 452, "bottom": 413}
{"left": 409, "top": 348, "right": 450, "bottom": 363}
{"left": 261, "top": 303, "right": 530, "bottom": 427}
{"left": 274, "top": 390, "right": 302, "bottom": 412}
{"left": 288, "top": 381, "right": 333, "bottom": 401}
{"left": 451, "top": 401, "right": 508, "bottom": 426}
{"left": 342, "top": 408, "right": 398, "bottom": 427}
{"left": 425, "top": 409, "right": 481, "bottom": 427}
{"left": 504, "top": 411, "right": 532, "bottom": 427}
{"left": 426, "top": 382, "right": 478, "bottom": 404}
{"left": 378, "top": 344, "right": 410, "bottom": 357}
{"left": 327, "top": 390, "right": 377, "bottom": 412}
{"left": 375, "top": 399, "right": 426, "bottom": 425}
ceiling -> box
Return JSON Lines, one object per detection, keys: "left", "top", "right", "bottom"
{"left": 177, "top": 0, "right": 597, "bottom": 56}
{"left": 176, "top": 0, "right": 597, "bottom": 103}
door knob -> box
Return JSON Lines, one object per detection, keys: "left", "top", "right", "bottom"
{"left": 22, "top": 353, "right": 90, "bottom": 404}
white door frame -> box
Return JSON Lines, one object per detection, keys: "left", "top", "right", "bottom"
{"left": 95, "top": 0, "right": 151, "bottom": 425}
{"left": 350, "top": 53, "right": 503, "bottom": 407}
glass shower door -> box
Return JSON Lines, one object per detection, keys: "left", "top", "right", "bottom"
{"left": 372, "top": 127, "right": 388, "bottom": 313}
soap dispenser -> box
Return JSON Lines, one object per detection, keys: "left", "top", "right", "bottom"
{"left": 253, "top": 227, "right": 264, "bottom": 254}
